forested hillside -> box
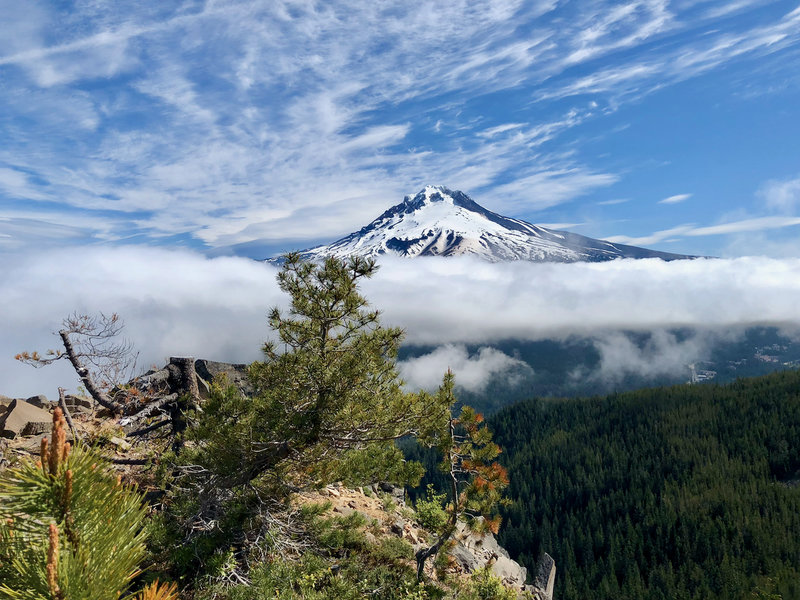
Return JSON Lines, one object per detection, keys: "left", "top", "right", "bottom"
{"left": 490, "top": 369, "right": 800, "bottom": 600}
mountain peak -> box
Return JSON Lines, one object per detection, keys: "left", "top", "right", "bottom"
{"left": 271, "top": 187, "right": 695, "bottom": 263}
{"left": 405, "top": 185, "right": 457, "bottom": 205}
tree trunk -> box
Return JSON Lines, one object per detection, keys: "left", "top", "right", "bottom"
{"left": 59, "top": 330, "right": 120, "bottom": 414}
{"left": 169, "top": 357, "right": 199, "bottom": 402}
{"left": 168, "top": 357, "right": 200, "bottom": 452}
{"left": 57, "top": 387, "right": 80, "bottom": 443}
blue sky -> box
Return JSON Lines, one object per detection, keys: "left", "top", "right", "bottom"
{"left": 2, "top": 0, "right": 800, "bottom": 259}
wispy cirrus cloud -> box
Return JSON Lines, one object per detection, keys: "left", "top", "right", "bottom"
{"left": 659, "top": 193, "right": 692, "bottom": 204}
{"left": 1, "top": 1, "right": 799, "bottom": 257}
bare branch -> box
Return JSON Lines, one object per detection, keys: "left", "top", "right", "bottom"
{"left": 59, "top": 329, "right": 121, "bottom": 413}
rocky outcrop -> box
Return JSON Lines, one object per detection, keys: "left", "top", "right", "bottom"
{"left": 533, "top": 553, "right": 556, "bottom": 600}
{"left": 24, "top": 394, "right": 53, "bottom": 410}
{"left": 130, "top": 358, "right": 251, "bottom": 401}
{"left": 450, "top": 520, "right": 554, "bottom": 599}
{"left": 194, "top": 359, "right": 252, "bottom": 397}
{"left": 310, "top": 482, "right": 555, "bottom": 600}
{"left": 0, "top": 399, "right": 53, "bottom": 439}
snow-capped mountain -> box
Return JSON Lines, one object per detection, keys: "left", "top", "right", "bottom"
{"left": 276, "top": 186, "right": 694, "bottom": 263}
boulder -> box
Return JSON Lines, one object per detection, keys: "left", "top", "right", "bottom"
{"left": 450, "top": 542, "right": 480, "bottom": 572}
{"left": 450, "top": 521, "right": 529, "bottom": 589}
{"left": 377, "top": 481, "right": 406, "bottom": 506}
{"left": 532, "top": 553, "right": 556, "bottom": 600}
{"left": 25, "top": 395, "right": 52, "bottom": 409}
{"left": 390, "top": 519, "right": 405, "bottom": 536}
{"left": 0, "top": 399, "right": 53, "bottom": 439}
{"left": 0, "top": 396, "right": 11, "bottom": 420}
{"left": 333, "top": 505, "right": 355, "bottom": 517}
{"left": 194, "top": 359, "right": 252, "bottom": 397}
{"left": 64, "top": 394, "right": 93, "bottom": 410}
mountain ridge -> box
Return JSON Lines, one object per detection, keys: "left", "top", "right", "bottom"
{"left": 270, "top": 185, "right": 696, "bottom": 263}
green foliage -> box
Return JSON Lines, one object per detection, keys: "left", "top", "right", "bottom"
{"left": 491, "top": 369, "right": 800, "bottom": 600}
{"left": 150, "top": 255, "right": 519, "bottom": 598}
{"left": 185, "top": 253, "right": 450, "bottom": 493}
{"left": 373, "top": 537, "right": 415, "bottom": 562}
{"left": 459, "top": 567, "right": 519, "bottom": 600}
{"left": 415, "top": 372, "right": 510, "bottom": 579}
{"left": 414, "top": 484, "right": 448, "bottom": 532}
{"left": 306, "top": 509, "right": 368, "bottom": 554}
{"left": 332, "top": 444, "right": 425, "bottom": 489}
{"left": 193, "top": 508, "right": 436, "bottom": 600}
{"left": 0, "top": 409, "right": 174, "bottom": 600}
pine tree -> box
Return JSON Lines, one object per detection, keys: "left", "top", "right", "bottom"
{"left": 188, "top": 252, "right": 452, "bottom": 491}
{"left": 415, "top": 371, "right": 510, "bottom": 580}
{"left": 0, "top": 409, "right": 176, "bottom": 600}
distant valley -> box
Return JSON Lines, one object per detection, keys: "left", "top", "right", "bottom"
{"left": 399, "top": 327, "right": 800, "bottom": 414}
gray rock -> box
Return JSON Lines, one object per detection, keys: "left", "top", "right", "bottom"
{"left": 391, "top": 519, "right": 405, "bottom": 536}
{"left": 533, "top": 553, "right": 556, "bottom": 600}
{"left": 64, "top": 394, "right": 93, "bottom": 410}
{"left": 355, "top": 510, "right": 377, "bottom": 526}
{"left": 449, "top": 521, "right": 529, "bottom": 590}
{"left": 0, "top": 396, "right": 12, "bottom": 421}
{"left": 378, "top": 482, "right": 406, "bottom": 506}
{"left": 491, "top": 555, "right": 527, "bottom": 589}
{"left": 25, "top": 395, "right": 52, "bottom": 409}
{"left": 450, "top": 543, "right": 480, "bottom": 572}
{"left": 0, "top": 399, "right": 53, "bottom": 439}
{"left": 333, "top": 506, "right": 355, "bottom": 517}
{"left": 194, "top": 359, "right": 252, "bottom": 397}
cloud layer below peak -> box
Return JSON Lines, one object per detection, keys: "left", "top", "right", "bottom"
{"left": 2, "top": 247, "right": 799, "bottom": 398}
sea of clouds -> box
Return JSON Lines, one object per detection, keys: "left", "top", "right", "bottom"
{"left": 2, "top": 247, "right": 800, "bottom": 398}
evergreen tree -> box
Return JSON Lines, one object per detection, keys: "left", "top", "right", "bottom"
{"left": 186, "top": 252, "right": 452, "bottom": 491}
{"left": 415, "top": 371, "right": 509, "bottom": 580}
{"left": 0, "top": 408, "right": 176, "bottom": 600}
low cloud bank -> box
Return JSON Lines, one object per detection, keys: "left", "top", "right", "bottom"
{"left": 398, "top": 345, "right": 531, "bottom": 392}
{"left": 1, "top": 247, "right": 284, "bottom": 397}
{"left": 2, "top": 248, "right": 800, "bottom": 397}
{"left": 588, "top": 329, "right": 715, "bottom": 385}
{"left": 365, "top": 256, "right": 800, "bottom": 343}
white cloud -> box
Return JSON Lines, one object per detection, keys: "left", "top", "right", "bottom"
{"left": 605, "top": 224, "right": 696, "bottom": 246}
{"left": 589, "top": 329, "right": 710, "bottom": 383}
{"left": 538, "top": 222, "right": 582, "bottom": 230}
{"left": 3, "top": 0, "right": 799, "bottom": 254}
{"left": 0, "top": 167, "right": 48, "bottom": 201}
{"left": 606, "top": 215, "right": 800, "bottom": 247}
{"left": 3, "top": 249, "right": 800, "bottom": 399}
{"left": 0, "top": 247, "right": 283, "bottom": 398}
{"left": 659, "top": 193, "right": 692, "bottom": 204}
{"left": 687, "top": 216, "right": 800, "bottom": 236}
{"left": 485, "top": 168, "right": 619, "bottom": 211}
{"left": 398, "top": 345, "right": 531, "bottom": 392}
{"left": 758, "top": 175, "right": 800, "bottom": 213}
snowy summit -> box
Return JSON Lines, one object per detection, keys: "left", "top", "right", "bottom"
{"left": 278, "top": 186, "right": 694, "bottom": 263}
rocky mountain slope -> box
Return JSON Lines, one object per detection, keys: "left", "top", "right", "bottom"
{"left": 275, "top": 185, "right": 694, "bottom": 263}
{"left": 1, "top": 358, "right": 555, "bottom": 599}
